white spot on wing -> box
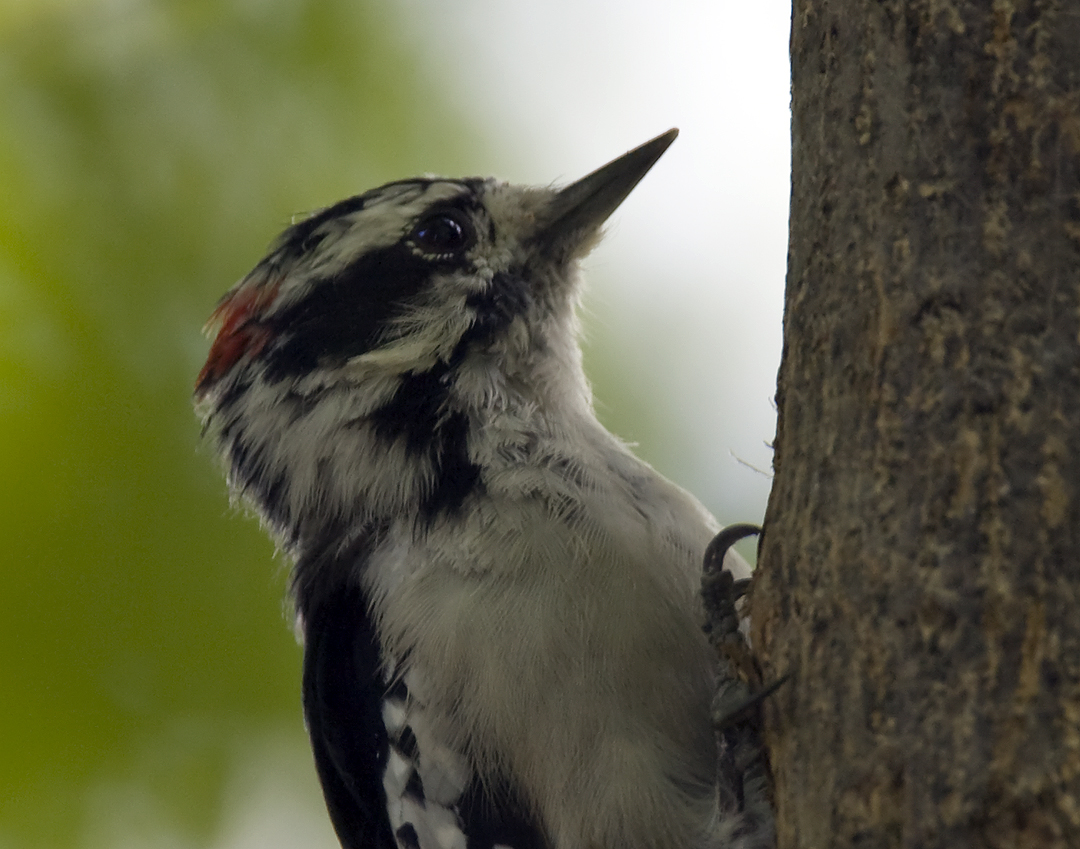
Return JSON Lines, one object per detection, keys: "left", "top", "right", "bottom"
{"left": 400, "top": 692, "right": 469, "bottom": 806}
{"left": 383, "top": 697, "right": 408, "bottom": 734}
{"left": 402, "top": 802, "right": 467, "bottom": 849}
{"left": 383, "top": 748, "right": 412, "bottom": 800}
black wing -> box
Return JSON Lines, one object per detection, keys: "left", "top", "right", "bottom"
{"left": 299, "top": 568, "right": 548, "bottom": 849}
{"left": 302, "top": 582, "right": 398, "bottom": 849}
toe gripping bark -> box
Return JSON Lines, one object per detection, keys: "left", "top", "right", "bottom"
{"left": 702, "top": 524, "right": 781, "bottom": 849}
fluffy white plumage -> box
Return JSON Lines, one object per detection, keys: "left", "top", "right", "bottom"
{"left": 196, "top": 131, "right": 757, "bottom": 849}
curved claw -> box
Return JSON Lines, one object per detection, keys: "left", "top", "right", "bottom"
{"left": 702, "top": 525, "right": 762, "bottom": 641}
{"left": 703, "top": 523, "right": 762, "bottom": 573}
{"left": 714, "top": 674, "right": 790, "bottom": 731}
{"left": 730, "top": 577, "right": 752, "bottom": 602}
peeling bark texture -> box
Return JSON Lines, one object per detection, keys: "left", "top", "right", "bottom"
{"left": 751, "top": 2, "right": 1080, "bottom": 847}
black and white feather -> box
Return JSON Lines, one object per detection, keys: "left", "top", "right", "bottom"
{"left": 195, "top": 131, "right": 761, "bottom": 849}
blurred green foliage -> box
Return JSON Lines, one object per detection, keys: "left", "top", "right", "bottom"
{"left": 0, "top": 1, "right": 483, "bottom": 845}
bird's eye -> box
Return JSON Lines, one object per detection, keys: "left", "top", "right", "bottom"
{"left": 410, "top": 211, "right": 474, "bottom": 256}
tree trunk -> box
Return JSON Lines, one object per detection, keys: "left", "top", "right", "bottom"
{"left": 751, "top": 2, "right": 1080, "bottom": 846}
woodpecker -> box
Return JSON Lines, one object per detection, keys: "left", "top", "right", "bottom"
{"left": 195, "top": 130, "right": 762, "bottom": 849}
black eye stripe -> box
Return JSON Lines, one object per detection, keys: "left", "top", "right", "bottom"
{"left": 257, "top": 188, "right": 494, "bottom": 379}
{"left": 263, "top": 243, "right": 433, "bottom": 379}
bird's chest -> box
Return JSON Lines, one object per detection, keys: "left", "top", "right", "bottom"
{"left": 361, "top": 499, "right": 714, "bottom": 779}
{"left": 363, "top": 507, "right": 617, "bottom": 736}
{"left": 341, "top": 451, "right": 720, "bottom": 848}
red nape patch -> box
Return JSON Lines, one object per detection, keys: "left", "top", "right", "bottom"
{"left": 195, "top": 279, "right": 281, "bottom": 396}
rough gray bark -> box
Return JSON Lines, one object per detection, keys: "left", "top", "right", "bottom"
{"left": 750, "top": 1, "right": 1080, "bottom": 846}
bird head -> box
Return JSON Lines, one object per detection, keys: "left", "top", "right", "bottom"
{"left": 194, "top": 130, "right": 678, "bottom": 547}
{"left": 195, "top": 129, "right": 677, "bottom": 404}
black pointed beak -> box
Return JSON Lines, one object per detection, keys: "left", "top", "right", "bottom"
{"left": 534, "top": 128, "right": 678, "bottom": 259}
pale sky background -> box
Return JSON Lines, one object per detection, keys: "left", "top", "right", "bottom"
{"left": 398, "top": 0, "right": 793, "bottom": 525}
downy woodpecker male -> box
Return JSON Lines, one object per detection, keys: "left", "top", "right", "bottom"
{"left": 195, "top": 130, "right": 759, "bottom": 849}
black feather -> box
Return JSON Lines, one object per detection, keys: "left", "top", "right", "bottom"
{"left": 264, "top": 244, "right": 435, "bottom": 379}
{"left": 463, "top": 269, "right": 533, "bottom": 344}
{"left": 458, "top": 773, "right": 549, "bottom": 849}
{"left": 369, "top": 364, "right": 482, "bottom": 519}
{"left": 300, "top": 561, "right": 396, "bottom": 849}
